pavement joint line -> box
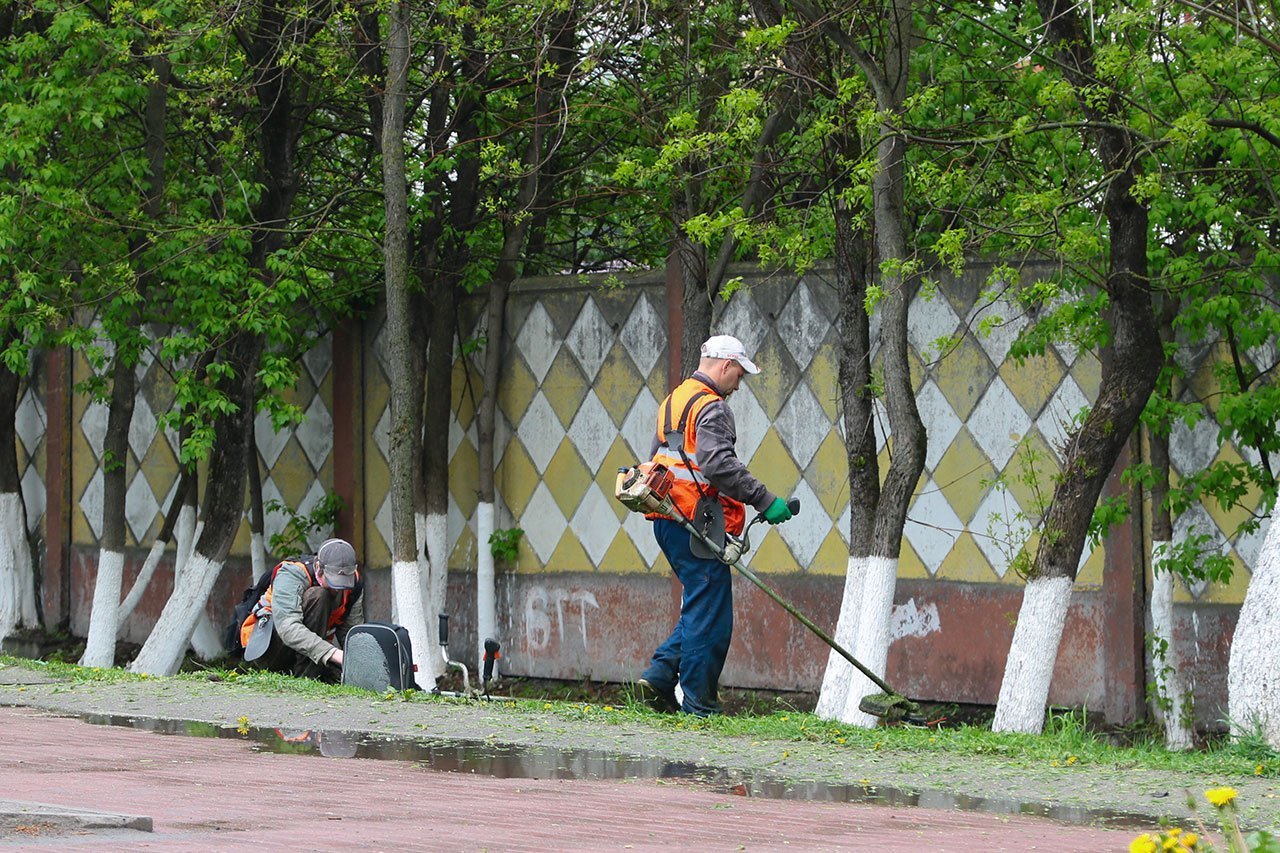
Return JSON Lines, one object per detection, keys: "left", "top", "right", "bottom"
{"left": 0, "top": 798, "right": 154, "bottom": 833}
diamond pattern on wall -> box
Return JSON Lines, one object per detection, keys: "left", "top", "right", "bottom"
{"left": 568, "top": 391, "right": 616, "bottom": 473}
{"left": 908, "top": 290, "right": 960, "bottom": 363}
{"left": 915, "top": 379, "right": 961, "bottom": 472}
{"left": 905, "top": 480, "right": 964, "bottom": 575}
{"left": 515, "top": 302, "right": 561, "bottom": 384}
{"left": 968, "top": 377, "right": 1032, "bottom": 471}
{"left": 620, "top": 294, "right": 665, "bottom": 377}
{"left": 968, "top": 297, "right": 1028, "bottom": 366}
{"left": 970, "top": 487, "right": 1026, "bottom": 578}
{"left": 518, "top": 392, "right": 565, "bottom": 472}
{"left": 777, "top": 281, "right": 830, "bottom": 371}
{"left": 774, "top": 383, "right": 829, "bottom": 470}
{"left": 565, "top": 296, "right": 613, "bottom": 381}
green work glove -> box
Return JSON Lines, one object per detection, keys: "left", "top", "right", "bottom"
{"left": 763, "top": 496, "right": 792, "bottom": 525}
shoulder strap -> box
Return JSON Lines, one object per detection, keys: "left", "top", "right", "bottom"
{"left": 662, "top": 388, "right": 713, "bottom": 441}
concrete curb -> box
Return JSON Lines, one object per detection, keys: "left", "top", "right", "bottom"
{"left": 0, "top": 799, "right": 153, "bottom": 835}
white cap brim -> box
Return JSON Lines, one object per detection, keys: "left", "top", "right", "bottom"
{"left": 735, "top": 355, "right": 760, "bottom": 375}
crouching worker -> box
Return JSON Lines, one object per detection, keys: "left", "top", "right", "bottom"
{"left": 239, "top": 538, "right": 365, "bottom": 682}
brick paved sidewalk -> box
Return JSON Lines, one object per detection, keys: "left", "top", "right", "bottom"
{"left": 0, "top": 707, "right": 1135, "bottom": 851}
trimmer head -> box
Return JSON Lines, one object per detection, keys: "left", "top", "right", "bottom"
{"left": 858, "top": 691, "right": 923, "bottom": 723}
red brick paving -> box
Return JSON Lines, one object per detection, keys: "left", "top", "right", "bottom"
{"left": 0, "top": 707, "right": 1133, "bottom": 851}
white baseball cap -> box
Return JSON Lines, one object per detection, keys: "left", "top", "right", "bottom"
{"left": 700, "top": 334, "right": 760, "bottom": 374}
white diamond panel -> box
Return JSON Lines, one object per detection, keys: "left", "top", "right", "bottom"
{"left": 568, "top": 391, "right": 616, "bottom": 473}
{"left": 21, "top": 465, "right": 45, "bottom": 534}
{"left": 517, "top": 392, "right": 565, "bottom": 472}
{"left": 15, "top": 389, "right": 45, "bottom": 455}
{"left": 571, "top": 484, "right": 619, "bottom": 564}
{"left": 619, "top": 294, "right": 664, "bottom": 377}
{"left": 904, "top": 479, "right": 963, "bottom": 575}
{"left": 776, "top": 282, "right": 830, "bottom": 371}
{"left": 915, "top": 379, "right": 961, "bottom": 472}
{"left": 728, "top": 384, "right": 769, "bottom": 465}
{"left": 777, "top": 478, "right": 829, "bottom": 567}
{"left": 1037, "top": 375, "right": 1090, "bottom": 461}
{"left": 255, "top": 409, "right": 291, "bottom": 469}
{"left": 908, "top": 290, "right": 960, "bottom": 362}
{"left": 127, "top": 396, "right": 157, "bottom": 463}
{"left": 521, "top": 483, "right": 567, "bottom": 563}
{"left": 297, "top": 396, "right": 334, "bottom": 471}
{"left": 774, "top": 383, "right": 828, "bottom": 470}
{"left": 970, "top": 487, "right": 1026, "bottom": 578}
{"left": 565, "top": 297, "right": 613, "bottom": 381}
{"left": 968, "top": 297, "right": 1028, "bottom": 366}
{"left": 621, "top": 388, "right": 659, "bottom": 462}
{"left": 125, "top": 473, "right": 160, "bottom": 542}
{"left": 716, "top": 294, "right": 769, "bottom": 358}
{"left": 1169, "top": 414, "right": 1220, "bottom": 477}
{"left": 515, "top": 303, "right": 561, "bottom": 384}
{"left": 968, "top": 377, "right": 1031, "bottom": 471}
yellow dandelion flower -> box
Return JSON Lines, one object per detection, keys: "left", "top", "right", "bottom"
{"left": 1168, "top": 828, "right": 1181, "bottom": 836}
{"left": 1257, "top": 764, "right": 1265, "bottom": 776}
{"left": 1204, "top": 786, "right": 1238, "bottom": 808}
{"left": 1182, "top": 833, "right": 1197, "bottom": 847}
{"left": 1162, "top": 837, "right": 1178, "bottom": 850}
{"left": 1129, "top": 833, "right": 1157, "bottom": 853}
{"left": 1066, "top": 755, "right": 1078, "bottom": 765}
{"left": 836, "top": 737, "right": 846, "bottom": 744}
{"left": 543, "top": 703, "right": 552, "bottom": 709}
{"left": 603, "top": 705, "right": 614, "bottom": 711}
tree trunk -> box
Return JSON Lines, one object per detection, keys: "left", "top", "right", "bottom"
{"left": 816, "top": 198, "right": 879, "bottom": 719}
{"left": 117, "top": 468, "right": 191, "bottom": 627}
{"left": 417, "top": 272, "right": 456, "bottom": 681}
{"left": 246, "top": 419, "right": 267, "bottom": 581}
{"left": 993, "top": 0, "right": 1163, "bottom": 734}
{"left": 1229, "top": 511, "right": 1280, "bottom": 747}
{"left": 474, "top": 10, "right": 577, "bottom": 671}
{"left": 1147, "top": 424, "right": 1193, "bottom": 749}
{"left": 130, "top": 333, "right": 263, "bottom": 675}
{"left": 0, "top": 356, "right": 38, "bottom": 642}
{"left": 382, "top": 0, "right": 433, "bottom": 679}
{"left": 80, "top": 353, "right": 137, "bottom": 667}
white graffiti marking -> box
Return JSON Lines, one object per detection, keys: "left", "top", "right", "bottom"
{"left": 889, "top": 598, "right": 941, "bottom": 641}
{"left": 523, "top": 587, "right": 601, "bottom": 652}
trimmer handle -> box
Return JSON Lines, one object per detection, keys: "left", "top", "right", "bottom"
{"left": 787, "top": 497, "right": 800, "bottom": 516}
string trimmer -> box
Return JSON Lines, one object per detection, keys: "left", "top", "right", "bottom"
{"left": 615, "top": 461, "right": 923, "bottom": 723}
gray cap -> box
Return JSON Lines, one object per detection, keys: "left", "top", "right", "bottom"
{"left": 317, "top": 538, "right": 358, "bottom": 589}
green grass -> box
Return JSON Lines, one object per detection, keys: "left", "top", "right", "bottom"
{"left": 4, "top": 653, "right": 1275, "bottom": 780}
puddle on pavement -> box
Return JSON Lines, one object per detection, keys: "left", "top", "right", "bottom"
{"left": 79, "top": 712, "right": 1150, "bottom": 829}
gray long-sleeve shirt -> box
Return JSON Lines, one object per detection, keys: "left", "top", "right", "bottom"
{"left": 269, "top": 561, "right": 365, "bottom": 664}
{"left": 650, "top": 371, "right": 776, "bottom": 513}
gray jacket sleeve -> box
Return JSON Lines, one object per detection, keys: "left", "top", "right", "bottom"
{"left": 694, "top": 399, "right": 775, "bottom": 512}
{"left": 270, "top": 564, "right": 337, "bottom": 665}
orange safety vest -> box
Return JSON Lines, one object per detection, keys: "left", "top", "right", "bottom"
{"left": 647, "top": 377, "right": 746, "bottom": 536}
{"left": 238, "top": 558, "right": 359, "bottom": 649}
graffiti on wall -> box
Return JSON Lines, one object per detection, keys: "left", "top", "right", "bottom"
{"left": 523, "top": 586, "right": 600, "bottom": 652}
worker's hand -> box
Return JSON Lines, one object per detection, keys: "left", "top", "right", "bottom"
{"left": 763, "top": 496, "right": 793, "bottom": 525}
{"left": 328, "top": 648, "right": 344, "bottom": 667}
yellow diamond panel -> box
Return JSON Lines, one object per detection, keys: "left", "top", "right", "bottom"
{"left": 1069, "top": 354, "right": 1103, "bottom": 406}
{"left": 542, "top": 348, "right": 589, "bottom": 429}
{"left": 546, "top": 529, "right": 593, "bottom": 573}
{"left": 599, "top": 530, "right": 650, "bottom": 573}
{"left": 896, "top": 538, "right": 929, "bottom": 580}
{"left": 544, "top": 437, "right": 591, "bottom": 519}
{"left": 448, "top": 437, "right": 480, "bottom": 521}
{"left": 1194, "top": 555, "right": 1252, "bottom": 604}
{"left": 595, "top": 346, "right": 644, "bottom": 428}
{"left": 749, "top": 528, "right": 800, "bottom": 573}
{"left": 1000, "top": 350, "right": 1065, "bottom": 419}
{"left": 497, "top": 439, "right": 539, "bottom": 520}
{"left": 806, "top": 430, "right": 850, "bottom": 518}
{"left": 936, "top": 532, "right": 997, "bottom": 582}
{"left": 748, "top": 335, "right": 796, "bottom": 420}
{"left": 934, "top": 428, "right": 997, "bottom": 524}
{"left": 931, "top": 334, "right": 994, "bottom": 421}
{"left": 748, "top": 430, "right": 802, "bottom": 499}
{"left": 809, "top": 527, "right": 851, "bottom": 576}
{"left": 271, "top": 439, "right": 314, "bottom": 509}
{"left": 1004, "top": 430, "right": 1060, "bottom": 518}
{"left": 1205, "top": 444, "right": 1261, "bottom": 539}
{"left": 495, "top": 355, "right": 533, "bottom": 428}
{"left": 806, "top": 346, "right": 842, "bottom": 420}
{"left": 1075, "top": 545, "right": 1104, "bottom": 588}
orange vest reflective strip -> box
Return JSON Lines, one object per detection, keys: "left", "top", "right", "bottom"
{"left": 648, "top": 377, "right": 746, "bottom": 536}
{"left": 238, "top": 560, "right": 356, "bottom": 648}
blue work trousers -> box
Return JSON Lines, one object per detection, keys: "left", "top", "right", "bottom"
{"left": 642, "top": 518, "right": 733, "bottom": 716}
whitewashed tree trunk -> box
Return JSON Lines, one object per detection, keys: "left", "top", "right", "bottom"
{"left": 117, "top": 539, "right": 164, "bottom": 626}
{"left": 129, "top": 552, "right": 225, "bottom": 675}
{"left": 1150, "top": 541, "right": 1194, "bottom": 750}
{"left": 0, "top": 492, "right": 39, "bottom": 642}
{"left": 80, "top": 550, "right": 125, "bottom": 667}
{"left": 169, "top": 516, "right": 220, "bottom": 661}
{"left": 1229, "top": 518, "right": 1280, "bottom": 748}
{"left": 838, "top": 555, "right": 897, "bottom": 726}
{"left": 249, "top": 530, "right": 266, "bottom": 583}
{"left": 415, "top": 510, "right": 447, "bottom": 680}
{"left": 993, "top": 575, "right": 1074, "bottom": 734}
{"left": 423, "top": 510, "right": 449, "bottom": 680}
{"left": 815, "top": 555, "right": 865, "bottom": 719}
{"left": 476, "top": 500, "right": 496, "bottom": 671}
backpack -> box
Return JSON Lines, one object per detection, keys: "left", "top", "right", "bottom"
{"left": 222, "top": 556, "right": 316, "bottom": 654}
{"left": 341, "top": 622, "right": 420, "bottom": 692}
